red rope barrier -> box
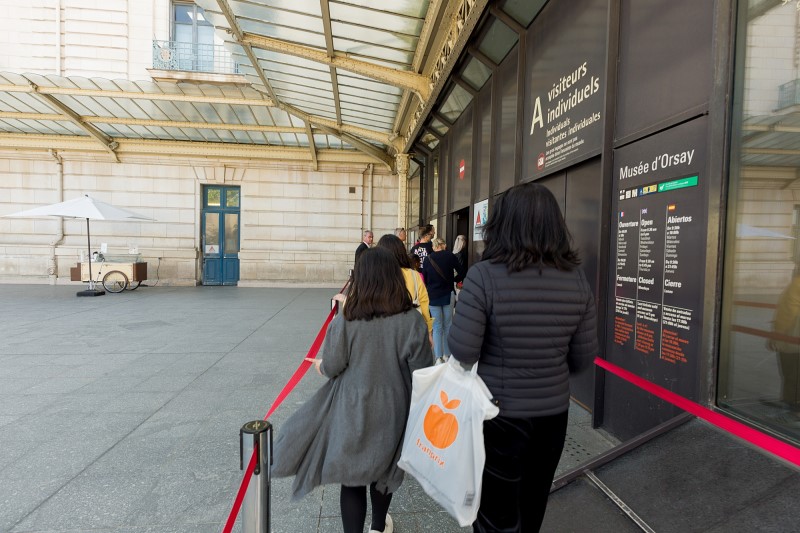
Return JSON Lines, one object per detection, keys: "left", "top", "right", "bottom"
{"left": 221, "top": 448, "right": 258, "bottom": 533}
{"left": 221, "top": 281, "right": 349, "bottom": 533}
{"left": 594, "top": 357, "right": 800, "bottom": 467}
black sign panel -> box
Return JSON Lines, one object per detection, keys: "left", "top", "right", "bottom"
{"left": 616, "top": 0, "right": 713, "bottom": 140}
{"left": 522, "top": 0, "right": 608, "bottom": 179}
{"left": 607, "top": 117, "right": 708, "bottom": 401}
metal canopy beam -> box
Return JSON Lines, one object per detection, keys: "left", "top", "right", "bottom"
{"left": 24, "top": 78, "right": 119, "bottom": 162}
{"left": 306, "top": 121, "right": 318, "bottom": 171}
{"left": 280, "top": 100, "right": 397, "bottom": 167}
{"left": 242, "top": 33, "right": 431, "bottom": 101}
{"left": 320, "top": 0, "right": 343, "bottom": 125}
{"left": 0, "top": 133, "right": 376, "bottom": 163}
{"left": 392, "top": 0, "right": 446, "bottom": 135}
{"left": 0, "top": 83, "right": 276, "bottom": 107}
{"left": 216, "top": 0, "right": 281, "bottom": 104}
{"left": 403, "top": 0, "right": 490, "bottom": 153}
{"left": 315, "top": 123, "right": 395, "bottom": 171}
{"left": 0, "top": 112, "right": 306, "bottom": 133}
{"left": 215, "top": 0, "right": 398, "bottom": 168}
{"left": 0, "top": 101, "right": 393, "bottom": 144}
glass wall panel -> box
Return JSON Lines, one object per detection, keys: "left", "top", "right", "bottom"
{"left": 719, "top": 1, "right": 800, "bottom": 443}
{"left": 462, "top": 57, "right": 492, "bottom": 90}
{"left": 440, "top": 84, "right": 474, "bottom": 122}
{"left": 501, "top": 0, "right": 546, "bottom": 28}
{"left": 478, "top": 18, "right": 519, "bottom": 64}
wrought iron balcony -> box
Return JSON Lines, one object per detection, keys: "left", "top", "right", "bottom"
{"left": 152, "top": 40, "right": 240, "bottom": 75}
{"left": 778, "top": 79, "right": 800, "bottom": 110}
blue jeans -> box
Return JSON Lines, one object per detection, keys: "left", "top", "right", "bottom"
{"left": 430, "top": 297, "right": 453, "bottom": 360}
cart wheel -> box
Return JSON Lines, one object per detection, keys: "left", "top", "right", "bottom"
{"left": 102, "top": 270, "right": 128, "bottom": 293}
{"left": 126, "top": 280, "right": 142, "bottom": 291}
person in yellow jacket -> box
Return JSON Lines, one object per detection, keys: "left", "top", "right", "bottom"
{"left": 768, "top": 271, "right": 800, "bottom": 416}
{"left": 378, "top": 234, "right": 434, "bottom": 348}
{"left": 333, "top": 234, "right": 434, "bottom": 351}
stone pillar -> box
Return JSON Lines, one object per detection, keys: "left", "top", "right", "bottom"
{"left": 396, "top": 153, "right": 410, "bottom": 230}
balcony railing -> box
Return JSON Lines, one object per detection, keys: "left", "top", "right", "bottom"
{"left": 778, "top": 79, "right": 800, "bottom": 110}
{"left": 152, "top": 40, "right": 240, "bottom": 75}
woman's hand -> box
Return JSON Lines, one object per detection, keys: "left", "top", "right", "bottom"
{"left": 304, "top": 357, "right": 324, "bottom": 375}
{"left": 428, "top": 331, "right": 434, "bottom": 348}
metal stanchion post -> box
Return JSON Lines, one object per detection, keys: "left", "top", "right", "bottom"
{"left": 240, "top": 420, "right": 272, "bottom": 533}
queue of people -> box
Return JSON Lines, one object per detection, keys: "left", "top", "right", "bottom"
{"left": 273, "top": 182, "right": 598, "bottom": 533}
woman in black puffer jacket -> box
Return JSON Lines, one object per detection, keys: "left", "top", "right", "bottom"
{"left": 448, "top": 182, "right": 598, "bottom": 533}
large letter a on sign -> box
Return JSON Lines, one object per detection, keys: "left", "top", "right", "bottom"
{"left": 530, "top": 96, "right": 543, "bottom": 135}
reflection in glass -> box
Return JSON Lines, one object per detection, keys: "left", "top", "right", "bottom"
{"left": 501, "top": 0, "right": 545, "bottom": 28}
{"left": 440, "top": 84, "right": 474, "bottom": 123}
{"left": 719, "top": 1, "right": 800, "bottom": 443}
{"left": 462, "top": 57, "right": 492, "bottom": 90}
{"left": 204, "top": 213, "right": 219, "bottom": 252}
{"left": 225, "top": 213, "right": 240, "bottom": 254}
{"left": 207, "top": 188, "right": 221, "bottom": 206}
{"left": 226, "top": 188, "right": 240, "bottom": 207}
{"left": 478, "top": 18, "right": 519, "bottom": 65}
{"left": 429, "top": 118, "right": 449, "bottom": 136}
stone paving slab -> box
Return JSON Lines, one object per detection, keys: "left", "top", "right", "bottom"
{"left": 0, "top": 284, "right": 616, "bottom": 533}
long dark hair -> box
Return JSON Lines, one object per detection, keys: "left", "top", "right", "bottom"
{"left": 344, "top": 247, "right": 414, "bottom": 321}
{"left": 482, "top": 182, "right": 580, "bottom": 272}
{"left": 377, "top": 234, "right": 412, "bottom": 268}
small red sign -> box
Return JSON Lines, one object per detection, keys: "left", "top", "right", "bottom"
{"left": 537, "top": 153, "right": 546, "bottom": 171}
{"left": 459, "top": 159, "right": 465, "bottom": 180}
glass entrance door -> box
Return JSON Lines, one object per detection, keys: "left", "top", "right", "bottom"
{"left": 201, "top": 186, "right": 240, "bottom": 285}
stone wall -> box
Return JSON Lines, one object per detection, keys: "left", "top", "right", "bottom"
{"left": 0, "top": 150, "right": 397, "bottom": 286}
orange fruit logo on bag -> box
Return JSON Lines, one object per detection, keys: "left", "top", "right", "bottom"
{"left": 423, "top": 390, "right": 461, "bottom": 449}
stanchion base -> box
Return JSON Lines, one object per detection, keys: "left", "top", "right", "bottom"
{"left": 77, "top": 289, "right": 105, "bottom": 297}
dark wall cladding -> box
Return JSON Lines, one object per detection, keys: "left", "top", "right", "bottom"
{"left": 475, "top": 82, "right": 492, "bottom": 202}
{"left": 450, "top": 105, "right": 473, "bottom": 211}
{"left": 615, "top": 0, "right": 713, "bottom": 141}
{"left": 493, "top": 46, "right": 519, "bottom": 194}
{"left": 522, "top": 0, "right": 608, "bottom": 180}
{"left": 438, "top": 136, "right": 449, "bottom": 216}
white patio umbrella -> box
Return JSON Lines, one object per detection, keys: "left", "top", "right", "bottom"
{"left": 4, "top": 195, "right": 153, "bottom": 296}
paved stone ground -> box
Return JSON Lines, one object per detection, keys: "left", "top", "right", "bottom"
{"left": 0, "top": 284, "right": 616, "bottom": 533}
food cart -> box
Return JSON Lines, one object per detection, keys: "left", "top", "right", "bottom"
{"left": 70, "top": 254, "right": 148, "bottom": 293}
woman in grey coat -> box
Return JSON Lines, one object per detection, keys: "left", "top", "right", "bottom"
{"left": 273, "top": 247, "right": 433, "bottom": 533}
{"left": 448, "top": 183, "right": 598, "bottom": 533}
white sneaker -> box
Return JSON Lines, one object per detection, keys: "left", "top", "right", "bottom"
{"left": 435, "top": 357, "right": 444, "bottom": 365}
{"left": 369, "top": 513, "right": 393, "bottom": 533}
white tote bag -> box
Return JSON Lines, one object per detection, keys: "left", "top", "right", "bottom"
{"left": 397, "top": 357, "right": 499, "bottom": 526}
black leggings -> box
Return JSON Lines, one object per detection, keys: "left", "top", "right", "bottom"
{"left": 340, "top": 483, "right": 393, "bottom": 533}
{"left": 473, "top": 411, "right": 569, "bottom": 533}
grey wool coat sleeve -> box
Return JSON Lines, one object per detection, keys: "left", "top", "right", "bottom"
{"left": 448, "top": 260, "right": 598, "bottom": 418}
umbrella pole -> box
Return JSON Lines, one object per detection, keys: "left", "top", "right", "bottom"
{"left": 87, "top": 218, "right": 93, "bottom": 289}
{"left": 77, "top": 216, "right": 104, "bottom": 296}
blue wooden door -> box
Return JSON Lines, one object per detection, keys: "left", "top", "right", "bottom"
{"left": 201, "top": 186, "right": 240, "bottom": 286}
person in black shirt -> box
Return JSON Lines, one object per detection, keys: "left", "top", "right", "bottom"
{"left": 410, "top": 224, "right": 434, "bottom": 271}
{"left": 423, "top": 237, "right": 466, "bottom": 364}
{"left": 354, "top": 230, "right": 373, "bottom": 265}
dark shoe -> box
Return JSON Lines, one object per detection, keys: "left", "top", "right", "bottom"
{"left": 369, "top": 513, "right": 393, "bottom": 533}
